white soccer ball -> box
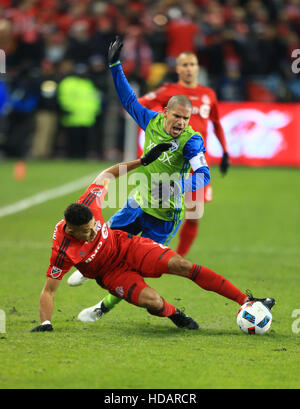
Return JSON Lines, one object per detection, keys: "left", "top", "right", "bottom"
{"left": 237, "top": 301, "right": 272, "bottom": 335}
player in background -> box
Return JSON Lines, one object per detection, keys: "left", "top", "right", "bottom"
{"left": 138, "top": 51, "right": 230, "bottom": 257}
{"left": 30, "top": 144, "right": 275, "bottom": 333}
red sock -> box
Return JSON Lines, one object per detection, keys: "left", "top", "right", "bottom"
{"left": 188, "top": 264, "right": 247, "bottom": 305}
{"left": 176, "top": 220, "right": 199, "bottom": 257}
{"left": 147, "top": 298, "right": 177, "bottom": 317}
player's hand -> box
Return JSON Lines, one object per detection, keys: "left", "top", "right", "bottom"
{"left": 30, "top": 321, "right": 53, "bottom": 332}
{"left": 141, "top": 143, "right": 171, "bottom": 166}
{"left": 108, "top": 36, "right": 123, "bottom": 64}
{"left": 220, "top": 152, "right": 230, "bottom": 175}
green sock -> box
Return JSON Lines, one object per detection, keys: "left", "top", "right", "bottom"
{"left": 102, "top": 293, "right": 122, "bottom": 310}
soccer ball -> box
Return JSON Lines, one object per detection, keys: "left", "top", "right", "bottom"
{"left": 237, "top": 301, "right": 272, "bottom": 335}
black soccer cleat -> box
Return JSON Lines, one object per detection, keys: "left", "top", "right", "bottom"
{"left": 169, "top": 309, "right": 200, "bottom": 330}
{"left": 245, "top": 290, "right": 276, "bottom": 310}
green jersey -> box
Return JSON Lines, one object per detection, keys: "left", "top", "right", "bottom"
{"left": 134, "top": 113, "right": 204, "bottom": 223}
{"left": 109, "top": 61, "right": 208, "bottom": 233}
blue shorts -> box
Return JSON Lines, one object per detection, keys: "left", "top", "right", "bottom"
{"left": 108, "top": 197, "right": 182, "bottom": 245}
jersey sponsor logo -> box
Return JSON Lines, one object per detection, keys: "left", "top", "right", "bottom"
{"left": 50, "top": 266, "right": 63, "bottom": 279}
{"left": 159, "top": 151, "right": 173, "bottom": 165}
{"left": 146, "top": 141, "right": 156, "bottom": 150}
{"left": 199, "top": 104, "right": 211, "bottom": 119}
{"left": 85, "top": 241, "right": 103, "bottom": 263}
{"left": 190, "top": 104, "right": 211, "bottom": 118}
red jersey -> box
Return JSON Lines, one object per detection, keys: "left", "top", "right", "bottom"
{"left": 138, "top": 82, "right": 226, "bottom": 150}
{"left": 46, "top": 184, "right": 130, "bottom": 281}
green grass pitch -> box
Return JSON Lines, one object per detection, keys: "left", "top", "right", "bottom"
{"left": 0, "top": 160, "right": 300, "bottom": 389}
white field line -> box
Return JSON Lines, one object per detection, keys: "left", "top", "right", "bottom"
{"left": 0, "top": 173, "right": 96, "bottom": 218}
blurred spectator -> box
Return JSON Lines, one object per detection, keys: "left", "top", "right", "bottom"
{"left": 0, "top": 78, "right": 8, "bottom": 114}
{"left": 0, "top": 77, "right": 9, "bottom": 157}
{"left": 0, "top": 0, "right": 299, "bottom": 159}
{"left": 88, "top": 54, "right": 110, "bottom": 158}
{"left": 90, "top": 16, "right": 116, "bottom": 63}
{"left": 5, "top": 64, "right": 39, "bottom": 158}
{"left": 30, "top": 60, "right": 59, "bottom": 159}
{"left": 65, "top": 20, "right": 93, "bottom": 64}
{"left": 121, "top": 24, "right": 153, "bottom": 95}
{"left": 165, "top": 5, "right": 198, "bottom": 64}
{"left": 217, "top": 60, "right": 246, "bottom": 101}
{"left": 43, "top": 30, "right": 67, "bottom": 64}
{"left": 56, "top": 62, "right": 101, "bottom": 158}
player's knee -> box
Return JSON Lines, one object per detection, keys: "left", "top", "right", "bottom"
{"left": 168, "top": 254, "right": 193, "bottom": 277}
{"left": 138, "top": 287, "right": 163, "bottom": 311}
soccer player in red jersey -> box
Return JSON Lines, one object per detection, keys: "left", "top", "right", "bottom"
{"left": 30, "top": 144, "right": 275, "bottom": 333}
{"left": 138, "top": 52, "right": 230, "bottom": 257}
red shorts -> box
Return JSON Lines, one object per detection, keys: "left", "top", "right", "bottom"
{"left": 96, "top": 232, "right": 177, "bottom": 306}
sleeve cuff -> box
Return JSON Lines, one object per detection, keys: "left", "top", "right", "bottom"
{"left": 109, "top": 60, "right": 121, "bottom": 68}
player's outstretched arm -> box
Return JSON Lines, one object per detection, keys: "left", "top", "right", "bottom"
{"left": 30, "top": 277, "right": 60, "bottom": 332}
{"left": 93, "top": 143, "right": 171, "bottom": 187}
{"left": 108, "top": 36, "right": 158, "bottom": 131}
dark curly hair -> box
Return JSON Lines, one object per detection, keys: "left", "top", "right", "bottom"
{"left": 64, "top": 203, "right": 93, "bottom": 226}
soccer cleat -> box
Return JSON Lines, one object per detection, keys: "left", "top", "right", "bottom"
{"left": 77, "top": 301, "right": 110, "bottom": 322}
{"left": 245, "top": 290, "right": 276, "bottom": 310}
{"left": 67, "top": 270, "right": 88, "bottom": 286}
{"left": 168, "top": 309, "right": 200, "bottom": 330}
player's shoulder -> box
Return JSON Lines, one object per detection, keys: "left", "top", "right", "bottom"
{"left": 196, "top": 84, "right": 217, "bottom": 99}
{"left": 51, "top": 219, "right": 73, "bottom": 249}
{"left": 155, "top": 82, "right": 181, "bottom": 95}
{"left": 52, "top": 219, "right": 65, "bottom": 241}
{"left": 78, "top": 183, "right": 105, "bottom": 205}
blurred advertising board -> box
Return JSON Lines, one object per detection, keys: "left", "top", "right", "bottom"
{"left": 136, "top": 102, "right": 300, "bottom": 167}
{"left": 206, "top": 102, "right": 300, "bottom": 167}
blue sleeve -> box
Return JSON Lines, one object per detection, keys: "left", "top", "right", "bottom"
{"left": 183, "top": 133, "right": 206, "bottom": 160}
{"left": 176, "top": 133, "right": 209, "bottom": 193}
{"left": 175, "top": 166, "right": 210, "bottom": 194}
{"left": 109, "top": 61, "right": 158, "bottom": 130}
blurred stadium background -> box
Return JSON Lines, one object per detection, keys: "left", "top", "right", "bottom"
{"left": 0, "top": 0, "right": 300, "bottom": 165}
